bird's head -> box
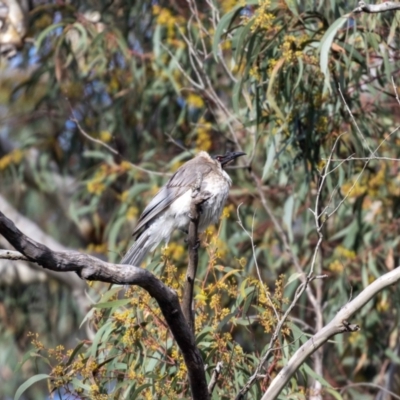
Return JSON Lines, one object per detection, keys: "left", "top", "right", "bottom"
{"left": 214, "top": 151, "right": 246, "bottom": 167}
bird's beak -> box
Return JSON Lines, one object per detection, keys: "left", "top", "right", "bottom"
{"left": 220, "top": 151, "right": 246, "bottom": 166}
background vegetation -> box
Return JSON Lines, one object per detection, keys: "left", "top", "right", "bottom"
{"left": 1, "top": 0, "right": 400, "bottom": 398}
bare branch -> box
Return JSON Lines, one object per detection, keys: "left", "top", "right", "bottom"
{"left": 208, "top": 361, "right": 223, "bottom": 395}
{"left": 340, "top": 382, "right": 400, "bottom": 400}
{"left": 392, "top": 76, "right": 400, "bottom": 107}
{"left": 0, "top": 194, "right": 90, "bottom": 313}
{"left": 67, "top": 100, "right": 169, "bottom": 177}
{"left": 261, "top": 266, "right": 400, "bottom": 399}
{"left": 338, "top": 86, "right": 373, "bottom": 154}
{"left": 236, "top": 205, "right": 279, "bottom": 320}
{"left": 353, "top": 1, "right": 400, "bottom": 14}
{"left": 0, "top": 249, "right": 29, "bottom": 261}
{"left": 182, "top": 192, "right": 211, "bottom": 332}
{"left": 0, "top": 210, "right": 209, "bottom": 400}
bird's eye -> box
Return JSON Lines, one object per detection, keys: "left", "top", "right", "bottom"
{"left": 216, "top": 156, "right": 222, "bottom": 162}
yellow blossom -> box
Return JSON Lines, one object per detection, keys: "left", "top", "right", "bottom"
{"left": 87, "top": 180, "right": 106, "bottom": 195}
{"left": 250, "top": 0, "right": 274, "bottom": 32}
{"left": 127, "top": 206, "right": 139, "bottom": 220}
{"left": 0, "top": 149, "right": 24, "bottom": 170}
{"left": 329, "top": 260, "right": 344, "bottom": 273}
{"left": 119, "top": 160, "right": 132, "bottom": 172}
{"left": 99, "top": 130, "right": 112, "bottom": 142}
{"left": 335, "top": 245, "right": 356, "bottom": 260}
{"left": 187, "top": 93, "right": 205, "bottom": 108}
{"left": 238, "top": 257, "right": 247, "bottom": 268}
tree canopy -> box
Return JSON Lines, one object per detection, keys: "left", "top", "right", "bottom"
{"left": 1, "top": 0, "right": 400, "bottom": 399}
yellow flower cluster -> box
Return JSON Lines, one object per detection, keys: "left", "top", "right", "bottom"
{"left": 86, "top": 180, "right": 105, "bottom": 195}
{"left": 99, "top": 130, "right": 112, "bottom": 142}
{"left": 196, "top": 120, "right": 212, "bottom": 151}
{"left": 126, "top": 206, "right": 139, "bottom": 220}
{"left": 153, "top": 5, "right": 185, "bottom": 39}
{"left": 329, "top": 259, "right": 344, "bottom": 273}
{"left": 280, "top": 35, "right": 302, "bottom": 64}
{"left": 250, "top": 0, "right": 275, "bottom": 32}
{"left": 187, "top": 93, "right": 205, "bottom": 109}
{"left": 335, "top": 245, "right": 356, "bottom": 260}
{"left": 249, "top": 65, "right": 261, "bottom": 81}
{"left": 48, "top": 345, "right": 66, "bottom": 362}
{"left": 341, "top": 166, "right": 388, "bottom": 200}
{"left": 163, "top": 242, "right": 185, "bottom": 261}
{"left": 28, "top": 332, "right": 44, "bottom": 350}
{"left": 221, "top": 0, "right": 239, "bottom": 12}
{"left": 86, "top": 243, "right": 108, "bottom": 254}
{"left": 0, "top": 149, "right": 23, "bottom": 170}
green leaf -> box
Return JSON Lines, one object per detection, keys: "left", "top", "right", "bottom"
{"left": 302, "top": 363, "right": 332, "bottom": 388}
{"left": 66, "top": 342, "right": 85, "bottom": 366}
{"left": 129, "top": 383, "right": 153, "bottom": 398}
{"left": 324, "top": 388, "right": 343, "bottom": 400}
{"left": 283, "top": 195, "right": 295, "bottom": 243}
{"left": 90, "top": 321, "right": 114, "bottom": 358}
{"left": 286, "top": 272, "right": 303, "bottom": 286}
{"left": 262, "top": 135, "right": 279, "bottom": 180}
{"left": 35, "top": 23, "right": 66, "bottom": 50}
{"left": 213, "top": 6, "right": 243, "bottom": 60}
{"left": 319, "top": 15, "right": 350, "bottom": 91}
{"left": 93, "top": 298, "right": 132, "bottom": 308}
{"left": 14, "top": 350, "right": 37, "bottom": 373}
{"left": 14, "top": 374, "right": 50, "bottom": 400}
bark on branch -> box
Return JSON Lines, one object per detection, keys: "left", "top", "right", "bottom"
{"left": 0, "top": 210, "right": 210, "bottom": 400}
{"left": 182, "top": 191, "right": 211, "bottom": 332}
{"left": 353, "top": 1, "right": 400, "bottom": 14}
{"left": 260, "top": 266, "right": 400, "bottom": 400}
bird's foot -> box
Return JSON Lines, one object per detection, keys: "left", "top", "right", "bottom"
{"left": 192, "top": 239, "right": 201, "bottom": 250}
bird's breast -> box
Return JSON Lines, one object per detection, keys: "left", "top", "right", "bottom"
{"left": 169, "top": 170, "right": 231, "bottom": 232}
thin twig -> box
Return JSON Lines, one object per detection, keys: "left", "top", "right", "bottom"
{"left": 67, "top": 100, "right": 168, "bottom": 177}
{"left": 338, "top": 86, "right": 373, "bottom": 155}
{"left": 236, "top": 205, "right": 279, "bottom": 320}
{"left": 208, "top": 362, "right": 223, "bottom": 395}
{"left": 340, "top": 382, "right": 400, "bottom": 400}
{"left": 392, "top": 76, "right": 400, "bottom": 107}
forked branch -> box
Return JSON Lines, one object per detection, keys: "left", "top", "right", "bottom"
{"left": 0, "top": 210, "right": 210, "bottom": 400}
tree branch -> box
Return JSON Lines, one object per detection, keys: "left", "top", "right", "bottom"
{"left": 353, "top": 1, "right": 400, "bottom": 14}
{"left": 182, "top": 191, "right": 211, "bottom": 332}
{"left": 208, "top": 361, "right": 223, "bottom": 395}
{"left": 0, "top": 210, "right": 210, "bottom": 400}
{"left": 0, "top": 195, "right": 90, "bottom": 313}
{"left": 261, "top": 266, "right": 400, "bottom": 399}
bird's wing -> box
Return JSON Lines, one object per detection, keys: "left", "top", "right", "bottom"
{"left": 131, "top": 159, "right": 213, "bottom": 237}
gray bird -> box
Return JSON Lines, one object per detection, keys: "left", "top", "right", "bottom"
{"left": 121, "top": 150, "right": 245, "bottom": 266}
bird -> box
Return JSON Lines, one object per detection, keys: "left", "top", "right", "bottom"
{"left": 121, "top": 150, "right": 245, "bottom": 266}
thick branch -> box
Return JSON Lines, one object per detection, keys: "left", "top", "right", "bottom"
{"left": 0, "top": 210, "right": 209, "bottom": 400}
{"left": 353, "top": 1, "right": 400, "bottom": 13}
{"left": 261, "top": 266, "right": 400, "bottom": 399}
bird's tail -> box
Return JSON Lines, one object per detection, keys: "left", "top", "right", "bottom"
{"left": 120, "top": 232, "right": 154, "bottom": 266}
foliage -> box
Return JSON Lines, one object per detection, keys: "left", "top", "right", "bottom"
{"left": 1, "top": 0, "right": 400, "bottom": 399}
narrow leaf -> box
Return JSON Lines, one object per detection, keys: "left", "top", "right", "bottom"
{"left": 14, "top": 374, "right": 50, "bottom": 400}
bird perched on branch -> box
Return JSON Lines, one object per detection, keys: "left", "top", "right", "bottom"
{"left": 121, "top": 150, "right": 245, "bottom": 266}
